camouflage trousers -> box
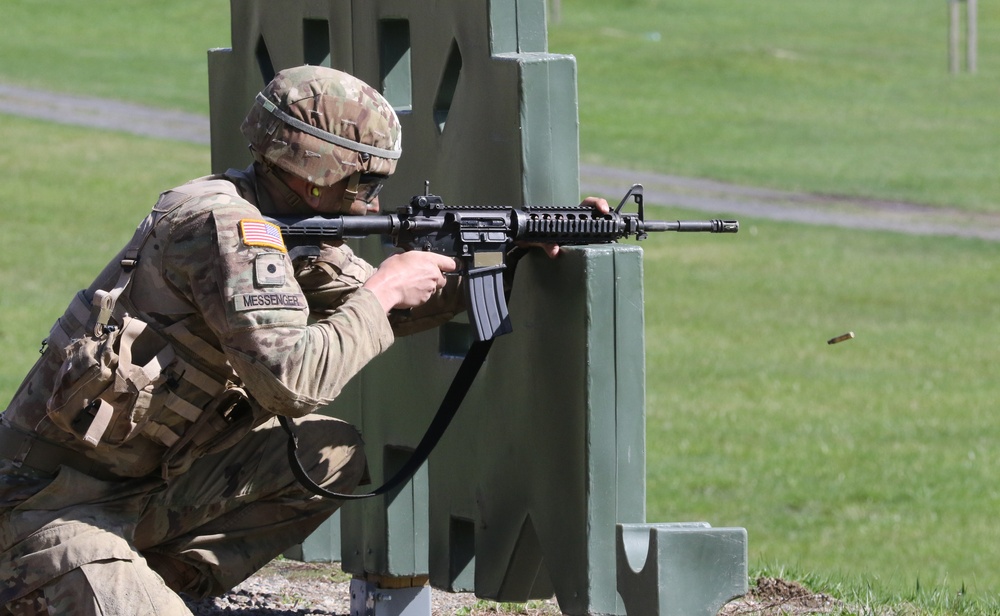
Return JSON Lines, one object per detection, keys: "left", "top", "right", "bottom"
{"left": 0, "top": 414, "right": 366, "bottom": 615}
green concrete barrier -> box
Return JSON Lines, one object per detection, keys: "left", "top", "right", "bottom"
{"left": 207, "top": 1, "right": 747, "bottom": 614}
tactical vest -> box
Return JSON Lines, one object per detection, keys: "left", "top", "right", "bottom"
{"left": 42, "top": 178, "right": 264, "bottom": 479}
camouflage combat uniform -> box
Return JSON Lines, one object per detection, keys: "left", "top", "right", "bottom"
{"left": 0, "top": 65, "right": 465, "bottom": 615}
{"left": 0, "top": 163, "right": 399, "bottom": 613}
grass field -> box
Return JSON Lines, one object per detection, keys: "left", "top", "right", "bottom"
{"left": 2, "top": 0, "right": 1000, "bottom": 612}
{"left": 637, "top": 206, "right": 1000, "bottom": 604}
{"left": 0, "top": 0, "right": 228, "bottom": 113}
{"left": 548, "top": 0, "right": 1000, "bottom": 213}
{"left": 0, "top": 116, "right": 210, "bottom": 397}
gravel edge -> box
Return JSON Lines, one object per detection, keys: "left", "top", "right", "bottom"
{"left": 184, "top": 560, "right": 562, "bottom": 616}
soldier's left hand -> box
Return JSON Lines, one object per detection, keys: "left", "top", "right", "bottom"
{"left": 528, "top": 196, "right": 611, "bottom": 259}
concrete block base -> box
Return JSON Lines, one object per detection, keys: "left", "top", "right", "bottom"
{"left": 617, "top": 522, "right": 749, "bottom": 616}
{"left": 350, "top": 577, "right": 432, "bottom": 616}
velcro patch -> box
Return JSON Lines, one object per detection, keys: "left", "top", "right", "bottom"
{"left": 254, "top": 253, "right": 286, "bottom": 287}
{"left": 233, "top": 292, "right": 306, "bottom": 312}
{"left": 240, "top": 219, "right": 286, "bottom": 252}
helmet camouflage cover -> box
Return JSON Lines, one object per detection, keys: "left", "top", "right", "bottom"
{"left": 241, "top": 66, "right": 402, "bottom": 187}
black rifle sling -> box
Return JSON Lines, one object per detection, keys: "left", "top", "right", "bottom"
{"left": 279, "top": 337, "right": 495, "bottom": 500}
{"left": 281, "top": 247, "right": 526, "bottom": 500}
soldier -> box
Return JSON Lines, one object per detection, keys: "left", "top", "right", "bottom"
{"left": 0, "top": 65, "right": 607, "bottom": 614}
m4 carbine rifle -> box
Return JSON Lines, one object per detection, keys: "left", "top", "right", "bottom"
{"left": 268, "top": 183, "right": 738, "bottom": 342}
{"left": 271, "top": 183, "right": 737, "bottom": 499}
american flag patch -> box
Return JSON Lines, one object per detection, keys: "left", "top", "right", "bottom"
{"left": 239, "top": 219, "right": 286, "bottom": 252}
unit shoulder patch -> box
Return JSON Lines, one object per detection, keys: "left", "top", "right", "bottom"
{"left": 239, "top": 219, "right": 286, "bottom": 252}
{"left": 254, "top": 253, "right": 287, "bottom": 287}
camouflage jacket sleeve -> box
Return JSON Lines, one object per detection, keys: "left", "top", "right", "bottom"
{"left": 158, "top": 196, "right": 394, "bottom": 418}
{"left": 293, "top": 241, "right": 376, "bottom": 316}
{"left": 294, "top": 241, "right": 466, "bottom": 337}
{"left": 387, "top": 274, "right": 465, "bottom": 337}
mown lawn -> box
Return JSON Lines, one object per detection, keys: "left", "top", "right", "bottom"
{"left": 550, "top": 0, "right": 1000, "bottom": 213}
{"left": 3, "top": 0, "right": 1000, "bottom": 610}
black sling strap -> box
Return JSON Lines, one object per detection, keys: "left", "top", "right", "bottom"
{"left": 281, "top": 247, "right": 526, "bottom": 500}
{"left": 279, "top": 336, "right": 494, "bottom": 500}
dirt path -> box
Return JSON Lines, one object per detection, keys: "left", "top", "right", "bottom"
{"left": 0, "top": 82, "right": 211, "bottom": 145}
{"left": 3, "top": 81, "right": 998, "bottom": 241}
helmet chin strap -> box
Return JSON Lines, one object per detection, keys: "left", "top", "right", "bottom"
{"left": 340, "top": 172, "right": 361, "bottom": 213}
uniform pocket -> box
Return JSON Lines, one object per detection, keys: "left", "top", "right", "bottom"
{"left": 46, "top": 316, "right": 176, "bottom": 447}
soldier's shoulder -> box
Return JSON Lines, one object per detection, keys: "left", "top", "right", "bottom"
{"left": 158, "top": 174, "right": 259, "bottom": 224}
{"left": 173, "top": 175, "right": 251, "bottom": 208}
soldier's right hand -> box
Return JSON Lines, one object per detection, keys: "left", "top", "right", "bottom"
{"left": 364, "top": 251, "right": 459, "bottom": 312}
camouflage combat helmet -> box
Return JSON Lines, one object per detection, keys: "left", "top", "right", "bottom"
{"left": 241, "top": 66, "right": 402, "bottom": 188}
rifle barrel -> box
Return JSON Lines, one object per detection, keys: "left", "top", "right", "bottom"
{"left": 643, "top": 219, "right": 739, "bottom": 233}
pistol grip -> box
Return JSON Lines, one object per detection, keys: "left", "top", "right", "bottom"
{"left": 465, "top": 266, "right": 512, "bottom": 341}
